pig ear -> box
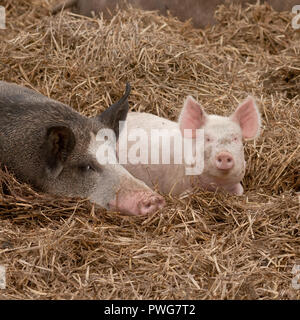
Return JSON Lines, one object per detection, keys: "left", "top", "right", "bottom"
{"left": 230, "top": 96, "right": 261, "bottom": 140}
{"left": 43, "top": 126, "right": 76, "bottom": 178}
{"left": 96, "top": 83, "right": 130, "bottom": 139}
{"left": 179, "top": 96, "right": 207, "bottom": 138}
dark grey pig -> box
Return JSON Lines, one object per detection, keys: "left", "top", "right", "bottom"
{"left": 52, "top": 0, "right": 300, "bottom": 28}
{"left": 0, "top": 81, "right": 165, "bottom": 215}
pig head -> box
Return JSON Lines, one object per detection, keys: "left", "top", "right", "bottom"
{"left": 120, "top": 96, "right": 261, "bottom": 196}
{"left": 0, "top": 81, "right": 164, "bottom": 215}
{"left": 178, "top": 96, "right": 261, "bottom": 195}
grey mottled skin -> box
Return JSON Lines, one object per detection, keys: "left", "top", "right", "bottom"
{"left": 0, "top": 81, "right": 163, "bottom": 213}
{"left": 0, "top": 81, "right": 108, "bottom": 197}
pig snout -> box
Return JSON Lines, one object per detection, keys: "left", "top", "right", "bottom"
{"left": 109, "top": 192, "right": 165, "bottom": 216}
{"left": 215, "top": 152, "right": 234, "bottom": 171}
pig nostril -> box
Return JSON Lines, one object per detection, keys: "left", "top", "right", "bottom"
{"left": 227, "top": 158, "right": 232, "bottom": 163}
{"left": 144, "top": 202, "right": 151, "bottom": 208}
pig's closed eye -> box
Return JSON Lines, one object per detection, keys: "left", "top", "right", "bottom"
{"left": 78, "top": 164, "right": 95, "bottom": 173}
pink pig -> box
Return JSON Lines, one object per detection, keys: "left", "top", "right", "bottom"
{"left": 118, "top": 96, "right": 261, "bottom": 196}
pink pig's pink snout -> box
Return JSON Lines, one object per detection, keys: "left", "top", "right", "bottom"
{"left": 215, "top": 152, "right": 234, "bottom": 171}
{"left": 109, "top": 192, "right": 165, "bottom": 216}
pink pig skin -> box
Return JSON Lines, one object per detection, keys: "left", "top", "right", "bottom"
{"left": 118, "top": 96, "right": 261, "bottom": 196}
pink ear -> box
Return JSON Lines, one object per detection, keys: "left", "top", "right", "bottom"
{"left": 230, "top": 96, "right": 261, "bottom": 140}
{"left": 179, "top": 96, "right": 207, "bottom": 138}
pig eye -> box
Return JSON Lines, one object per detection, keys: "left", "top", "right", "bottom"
{"left": 205, "top": 137, "right": 211, "bottom": 142}
{"left": 233, "top": 137, "right": 238, "bottom": 142}
{"left": 78, "top": 164, "right": 94, "bottom": 173}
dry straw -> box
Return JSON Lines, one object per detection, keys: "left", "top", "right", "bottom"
{"left": 0, "top": 0, "right": 299, "bottom": 299}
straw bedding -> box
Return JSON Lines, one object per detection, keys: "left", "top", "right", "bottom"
{"left": 0, "top": 0, "right": 299, "bottom": 299}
